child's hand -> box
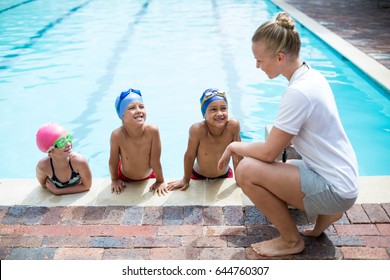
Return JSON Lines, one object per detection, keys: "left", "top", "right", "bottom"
{"left": 167, "top": 178, "right": 190, "bottom": 191}
{"left": 111, "top": 179, "right": 125, "bottom": 194}
{"left": 149, "top": 181, "right": 169, "bottom": 196}
{"left": 45, "top": 178, "right": 56, "bottom": 192}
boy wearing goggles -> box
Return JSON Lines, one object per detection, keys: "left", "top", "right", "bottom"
{"left": 35, "top": 122, "right": 92, "bottom": 195}
{"left": 167, "top": 88, "right": 242, "bottom": 191}
{"left": 109, "top": 88, "right": 168, "bottom": 196}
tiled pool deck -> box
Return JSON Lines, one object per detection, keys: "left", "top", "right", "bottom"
{"left": 0, "top": 204, "right": 389, "bottom": 260}
{"left": 284, "top": 0, "right": 390, "bottom": 70}
{"left": 0, "top": 177, "right": 389, "bottom": 260}
{"left": 1, "top": 0, "right": 390, "bottom": 260}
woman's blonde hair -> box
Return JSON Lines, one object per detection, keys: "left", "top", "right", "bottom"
{"left": 252, "top": 12, "right": 301, "bottom": 58}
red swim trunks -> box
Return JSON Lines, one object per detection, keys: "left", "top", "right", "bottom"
{"left": 190, "top": 166, "right": 233, "bottom": 180}
{"left": 117, "top": 160, "right": 156, "bottom": 182}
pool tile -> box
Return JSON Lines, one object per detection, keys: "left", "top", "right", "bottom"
{"left": 244, "top": 205, "right": 268, "bottom": 225}
{"left": 362, "top": 203, "right": 390, "bottom": 223}
{"left": 183, "top": 206, "right": 203, "bottom": 225}
{"left": 223, "top": 206, "right": 244, "bottom": 226}
{"left": 2, "top": 206, "right": 29, "bottom": 225}
{"left": 163, "top": 206, "right": 183, "bottom": 225}
{"left": 9, "top": 248, "right": 56, "bottom": 260}
{"left": 101, "top": 206, "right": 125, "bottom": 225}
{"left": 203, "top": 206, "right": 223, "bottom": 225}
{"left": 21, "top": 206, "right": 48, "bottom": 225}
{"left": 122, "top": 206, "right": 143, "bottom": 225}
{"left": 103, "top": 248, "right": 150, "bottom": 260}
{"left": 142, "top": 206, "right": 163, "bottom": 225}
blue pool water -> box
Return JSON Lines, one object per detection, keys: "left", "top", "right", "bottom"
{"left": 0, "top": 0, "right": 389, "bottom": 178}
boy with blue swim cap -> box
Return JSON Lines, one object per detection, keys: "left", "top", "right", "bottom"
{"left": 109, "top": 88, "right": 168, "bottom": 196}
{"left": 167, "top": 88, "right": 242, "bottom": 191}
{"left": 115, "top": 88, "right": 143, "bottom": 119}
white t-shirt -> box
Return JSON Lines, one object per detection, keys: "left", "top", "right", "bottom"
{"left": 274, "top": 63, "right": 358, "bottom": 199}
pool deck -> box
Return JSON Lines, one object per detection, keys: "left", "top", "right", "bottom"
{"left": 0, "top": 177, "right": 389, "bottom": 260}
{"left": 1, "top": 0, "right": 390, "bottom": 261}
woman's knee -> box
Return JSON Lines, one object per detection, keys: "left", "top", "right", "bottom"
{"left": 235, "top": 158, "right": 254, "bottom": 187}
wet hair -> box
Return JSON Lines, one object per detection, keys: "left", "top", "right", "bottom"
{"left": 252, "top": 12, "right": 301, "bottom": 58}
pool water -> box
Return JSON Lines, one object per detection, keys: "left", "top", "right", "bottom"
{"left": 0, "top": 0, "right": 389, "bottom": 178}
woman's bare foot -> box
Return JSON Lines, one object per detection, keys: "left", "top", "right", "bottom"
{"left": 301, "top": 213, "right": 343, "bottom": 238}
{"left": 251, "top": 236, "right": 305, "bottom": 257}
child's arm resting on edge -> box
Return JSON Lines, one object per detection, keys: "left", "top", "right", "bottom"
{"left": 109, "top": 131, "right": 125, "bottom": 194}
{"left": 149, "top": 126, "right": 168, "bottom": 196}
{"left": 167, "top": 125, "right": 198, "bottom": 191}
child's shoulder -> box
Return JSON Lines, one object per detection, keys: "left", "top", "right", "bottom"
{"left": 37, "top": 156, "right": 50, "bottom": 169}
{"left": 144, "top": 123, "right": 159, "bottom": 131}
{"left": 144, "top": 123, "right": 160, "bottom": 136}
{"left": 227, "top": 117, "right": 240, "bottom": 128}
{"left": 226, "top": 118, "right": 240, "bottom": 135}
{"left": 70, "top": 152, "right": 86, "bottom": 161}
{"left": 189, "top": 121, "right": 208, "bottom": 132}
{"left": 70, "top": 152, "right": 89, "bottom": 169}
{"left": 111, "top": 126, "right": 124, "bottom": 137}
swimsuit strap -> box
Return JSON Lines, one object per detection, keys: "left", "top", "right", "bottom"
{"left": 49, "top": 157, "right": 58, "bottom": 181}
{"left": 69, "top": 159, "right": 76, "bottom": 173}
{"left": 49, "top": 157, "right": 81, "bottom": 188}
{"left": 68, "top": 159, "right": 80, "bottom": 179}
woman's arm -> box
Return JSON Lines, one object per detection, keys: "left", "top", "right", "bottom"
{"left": 218, "top": 126, "right": 294, "bottom": 171}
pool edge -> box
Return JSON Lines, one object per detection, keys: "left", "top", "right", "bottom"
{"left": 0, "top": 177, "right": 388, "bottom": 206}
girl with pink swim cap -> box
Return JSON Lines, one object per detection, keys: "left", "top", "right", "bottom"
{"left": 35, "top": 122, "right": 92, "bottom": 195}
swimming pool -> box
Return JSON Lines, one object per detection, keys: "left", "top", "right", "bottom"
{"left": 0, "top": 0, "right": 389, "bottom": 179}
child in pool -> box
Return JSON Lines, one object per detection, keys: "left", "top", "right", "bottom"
{"left": 36, "top": 122, "right": 92, "bottom": 195}
{"left": 109, "top": 88, "right": 168, "bottom": 196}
{"left": 167, "top": 88, "right": 242, "bottom": 191}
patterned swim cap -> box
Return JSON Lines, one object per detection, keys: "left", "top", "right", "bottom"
{"left": 200, "top": 88, "right": 228, "bottom": 116}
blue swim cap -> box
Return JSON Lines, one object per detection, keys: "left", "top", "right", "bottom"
{"left": 115, "top": 88, "right": 143, "bottom": 119}
{"left": 200, "top": 88, "right": 228, "bottom": 116}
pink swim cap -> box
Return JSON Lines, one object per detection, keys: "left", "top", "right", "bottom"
{"left": 36, "top": 122, "right": 67, "bottom": 153}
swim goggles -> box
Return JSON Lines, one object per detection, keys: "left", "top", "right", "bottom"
{"left": 47, "top": 134, "right": 73, "bottom": 152}
{"left": 200, "top": 89, "right": 227, "bottom": 108}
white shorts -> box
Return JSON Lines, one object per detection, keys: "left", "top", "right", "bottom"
{"left": 291, "top": 160, "right": 357, "bottom": 219}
